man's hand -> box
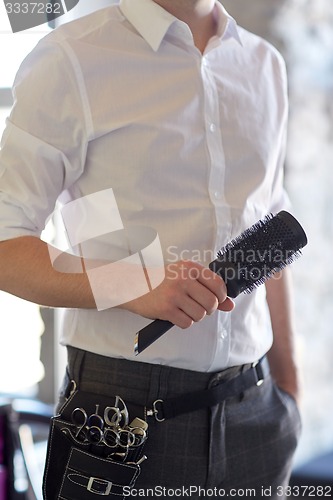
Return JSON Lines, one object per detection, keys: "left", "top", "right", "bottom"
{"left": 120, "top": 260, "right": 234, "bottom": 328}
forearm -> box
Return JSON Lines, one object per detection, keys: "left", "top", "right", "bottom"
{"left": 0, "top": 236, "right": 234, "bottom": 327}
{"left": 0, "top": 236, "right": 96, "bottom": 308}
{"left": 265, "top": 268, "right": 301, "bottom": 400}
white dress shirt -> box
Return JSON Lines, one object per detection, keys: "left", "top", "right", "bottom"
{"left": 0, "top": 0, "right": 290, "bottom": 371}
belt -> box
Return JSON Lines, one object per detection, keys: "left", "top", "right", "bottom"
{"left": 146, "top": 356, "right": 270, "bottom": 422}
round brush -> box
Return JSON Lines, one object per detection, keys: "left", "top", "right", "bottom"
{"left": 134, "top": 211, "right": 307, "bottom": 355}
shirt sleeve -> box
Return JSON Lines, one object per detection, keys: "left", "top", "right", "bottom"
{"left": 0, "top": 36, "right": 90, "bottom": 241}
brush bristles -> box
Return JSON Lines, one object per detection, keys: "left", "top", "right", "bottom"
{"left": 216, "top": 214, "right": 271, "bottom": 256}
{"left": 210, "top": 211, "right": 307, "bottom": 297}
{"left": 240, "top": 249, "right": 303, "bottom": 294}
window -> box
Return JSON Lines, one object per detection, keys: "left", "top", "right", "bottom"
{"left": 0, "top": 2, "right": 52, "bottom": 398}
{"left": 0, "top": 0, "right": 119, "bottom": 401}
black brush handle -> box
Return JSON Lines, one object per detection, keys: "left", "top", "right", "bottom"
{"left": 134, "top": 320, "right": 173, "bottom": 355}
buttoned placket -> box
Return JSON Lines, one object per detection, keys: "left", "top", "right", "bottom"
{"left": 199, "top": 48, "right": 232, "bottom": 254}
{"left": 198, "top": 46, "right": 233, "bottom": 370}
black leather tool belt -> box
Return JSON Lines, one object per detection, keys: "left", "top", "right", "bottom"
{"left": 42, "top": 386, "right": 148, "bottom": 499}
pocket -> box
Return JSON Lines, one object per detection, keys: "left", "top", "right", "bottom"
{"left": 268, "top": 382, "right": 303, "bottom": 471}
{"left": 274, "top": 383, "right": 302, "bottom": 430}
{"left": 59, "top": 448, "right": 140, "bottom": 499}
{"left": 43, "top": 417, "right": 90, "bottom": 499}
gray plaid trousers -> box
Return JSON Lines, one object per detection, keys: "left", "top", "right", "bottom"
{"left": 56, "top": 347, "right": 301, "bottom": 500}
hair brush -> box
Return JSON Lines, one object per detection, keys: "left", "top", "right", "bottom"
{"left": 134, "top": 210, "right": 307, "bottom": 355}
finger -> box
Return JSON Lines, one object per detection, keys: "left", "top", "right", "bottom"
{"left": 184, "top": 279, "right": 219, "bottom": 315}
{"left": 196, "top": 267, "right": 228, "bottom": 304}
{"left": 217, "top": 297, "right": 235, "bottom": 312}
{"left": 177, "top": 293, "right": 208, "bottom": 323}
{"left": 170, "top": 308, "right": 194, "bottom": 329}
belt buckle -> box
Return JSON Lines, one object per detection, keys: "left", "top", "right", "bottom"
{"left": 252, "top": 360, "right": 264, "bottom": 386}
{"left": 87, "top": 477, "right": 112, "bottom": 496}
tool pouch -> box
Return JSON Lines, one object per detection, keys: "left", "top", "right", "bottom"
{"left": 42, "top": 387, "right": 146, "bottom": 499}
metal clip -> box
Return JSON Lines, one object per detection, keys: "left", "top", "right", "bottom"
{"left": 146, "top": 399, "right": 165, "bottom": 422}
{"left": 65, "top": 380, "right": 77, "bottom": 399}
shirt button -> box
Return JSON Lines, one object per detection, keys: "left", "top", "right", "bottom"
{"left": 202, "top": 57, "right": 209, "bottom": 67}
{"left": 209, "top": 123, "right": 216, "bottom": 132}
{"left": 214, "top": 191, "right": 222, "bottom": 200}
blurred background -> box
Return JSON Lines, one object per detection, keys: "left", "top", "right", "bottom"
{"left": 0, "top": 0, "right": 332, "bottom": 497}
{"left": 222, "top": 0, "right": 333, "bottom": 467}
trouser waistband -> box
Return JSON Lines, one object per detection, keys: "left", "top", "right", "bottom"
{"left": 66, "top": 347, "right": 269, "bottom": 419}
{"left": 147, "top": 356, "right": 270, "bottom": 421}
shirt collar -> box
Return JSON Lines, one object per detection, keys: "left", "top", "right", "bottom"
{"left": 215, "top": 2, "right": 243, "bottom": 46}
{"left": 119, "top": 0, "right": 177, "bottom": 52}
{"left": 119, "top": 0, "right": 242, "bottom": 52}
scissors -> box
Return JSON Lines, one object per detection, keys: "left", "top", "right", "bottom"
{"left": 91, "top": 426, "right": 146, "bottom": 449}
{"left": 126, "top": 426, "right": 147, "bottom": 447}
{"left": 71, "top": 419, "right": 146, "bottom": 450}
{"left": 70, "top": 399, "right": 146, "bottom": 450}
{"left": 104, "top": 396, "right": 129, "bottom": 428}
{"left": 71, "top": 406, "right": 104, "bottom": 442}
